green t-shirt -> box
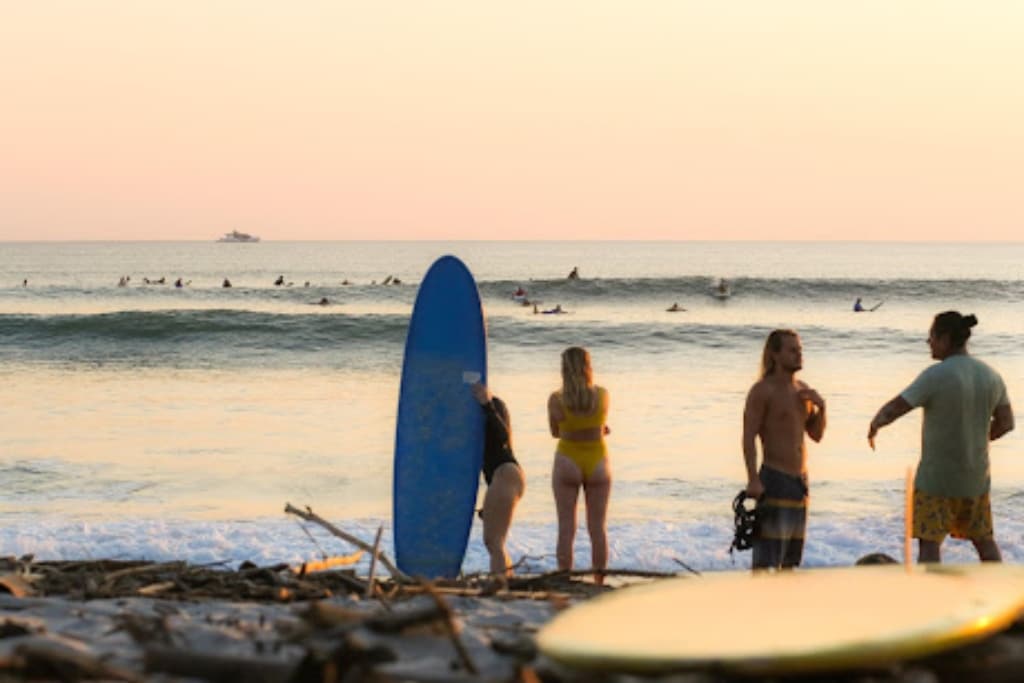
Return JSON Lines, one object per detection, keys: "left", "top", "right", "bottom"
{"left": 901, "top": 354, "right": 1009, "bottom": 497}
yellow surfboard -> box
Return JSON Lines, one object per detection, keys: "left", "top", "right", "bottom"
{"left": 537, "top": 564, "right": 1024, "bottom": 675}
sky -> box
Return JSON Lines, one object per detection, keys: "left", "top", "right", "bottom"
{"left": 1, "top": 2, "right": 1022, "bottom": 241}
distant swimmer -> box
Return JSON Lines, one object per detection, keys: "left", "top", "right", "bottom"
{"left": 304, "top": 281, "right": 310, "bottom": 288}
{"left": 667, "top": 302, "right": 686, "bottom": 312}
{"left": 274, "top": 275, "right": 285, "bottom": 286}
{"left": 513, "top": 286, "right": 528, "bottom": 298}
{"left": 853, "top": 297, "right": 884, "bottom": 312}
{"left": 392, "top": 277, "right": 402, "bottom": 285}
{"left": 22, "top": 279, "right": 27, "bottom": 287}
{"left": 174, "top": 278, "right": 183, "bottom": 288}
{"left": 118, "top": 276, "right": 127, "bottom": 287}
{"left": 341, "top": 279, "right": 351, "bottom": 285}
{"left": 222, "top": 278, "right": 232, "bottom": 288}
{"left": 316, "top": 297, "right": 330, "bottom": 306}
{"left": 533, "top": 304, "right": 539, "bottom": 314}
{"left": 543, "top": 304, "right": 568, "bottom": 315}
{"left": 567, "top": 267, "right": 580, "bottom": 280}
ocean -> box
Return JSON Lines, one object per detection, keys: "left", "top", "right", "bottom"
{"left": 1, "top": 241, "right": 1022, "bottom": 573}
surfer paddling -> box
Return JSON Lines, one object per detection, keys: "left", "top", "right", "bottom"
{"left": 470, "top": 383, "right": 525, "bottom": 577}
{"left": 742, "top": 329, "right": 827, "bottom": 570}
{"left": 548, "top": 347, "right": 612, "bottom": 584}
{"left": 868, "top": 312, "right": 1014, "bottom": 563}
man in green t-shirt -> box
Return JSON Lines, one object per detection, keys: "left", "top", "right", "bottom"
{"left": 868, "top": 311, "right": 1014, "bottom": 563}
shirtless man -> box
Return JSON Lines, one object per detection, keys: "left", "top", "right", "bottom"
{"left": 742, "top": 329, "right": 827, "bottom": 569}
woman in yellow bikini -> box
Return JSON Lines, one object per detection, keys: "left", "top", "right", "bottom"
{"left": 547, "top": 346, "right": 611, "bottom": 584}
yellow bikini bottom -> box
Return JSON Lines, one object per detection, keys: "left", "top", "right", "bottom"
{"left": 556, "top": 439, "right": 608, "bottom": 479}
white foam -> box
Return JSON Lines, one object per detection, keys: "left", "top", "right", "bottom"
{"left": 4, "top": 509, "right": 1023, "bottom": 574}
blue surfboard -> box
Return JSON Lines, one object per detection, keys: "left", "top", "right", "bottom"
{"left": 393, "top": 255, "right": 487, "bottom": 578}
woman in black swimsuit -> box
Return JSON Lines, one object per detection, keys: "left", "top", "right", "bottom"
{"left": 471, "top": 383, "right": 526, "bottom": 576}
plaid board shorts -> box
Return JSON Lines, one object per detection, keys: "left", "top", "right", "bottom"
{"left": 913, "top": 489, "right": 994, "bottom": 542}
{"left": 753, "top": 466, "right": 809, "bottom": 569}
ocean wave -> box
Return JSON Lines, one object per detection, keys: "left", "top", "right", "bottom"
{"left": 5, "top": 275, "right": 1024, "bottom": 307}
{"left": 478, "top": 276, "right": 1024, "bottom": 303}
{"left": 5, "top": 308, "right": 1015, "bottom": 370}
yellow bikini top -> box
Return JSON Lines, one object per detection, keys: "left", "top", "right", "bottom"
{"left": 558, "top": 386, "right": 608, "bottom": 432}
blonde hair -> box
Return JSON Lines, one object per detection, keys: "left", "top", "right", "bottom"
{"left": 561, "top": 346, "right": 595, "bottom": 413}
{"left": 760, "top": 329, "right": 797, "bottom": 379}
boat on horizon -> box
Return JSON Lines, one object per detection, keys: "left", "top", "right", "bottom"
{"left": 217, "top": 230, "right": 260, "bottom": 243}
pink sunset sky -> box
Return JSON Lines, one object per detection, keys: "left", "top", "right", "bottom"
{"left": 1, "top": 2, "right": 1021, "bottom": 241}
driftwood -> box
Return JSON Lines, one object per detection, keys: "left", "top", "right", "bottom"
{"left": 4, "top": 555, "right": 1024, "bottom": 683}
{"left": 418, "top": 580, "right": 479, "bottom": 675}
{"left": 284, "top": 503, "right": 411, "bottom": 582}
{"left": 145, "top": 646, "right": 295, "bottom": 683}
{"left": 366, "top": 525, "right": 385, "bottom": 598}
{"left": 12, "top": 637, "right": 140, "bottom": 682}
{"left": 294, "top": 550, "right": 364, "bottom": 576}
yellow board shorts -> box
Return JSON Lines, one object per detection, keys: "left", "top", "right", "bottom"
{"left": 913, "top": 490, "right": 994, "bottom": 542}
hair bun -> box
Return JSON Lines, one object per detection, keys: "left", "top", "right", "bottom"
{"left": 963, "top": 314, "right": 978, "bottom": 328}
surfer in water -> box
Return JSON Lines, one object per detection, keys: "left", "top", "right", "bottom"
{"left": 868, "top": 312, "right": 1014, "bottom": 563}
{"left": 549, "top": 347, "right": 611, "bottom": 584}
{"left": 567, "top": 266, "right": 579, "bottom": 280}
{"left": 471, "top": 383, "right": 525, "bottom": 577}
{"left": 854, "top": 297, "right": 884, "bottom": 312}
{"left": 543, "top": 304, "right": 567, "bottom": 315}
{"left": 667, "top": 302, "right": 685, "bottom": 312}
{"left": 742, "top": 329, "right": 827, "bottom": 570}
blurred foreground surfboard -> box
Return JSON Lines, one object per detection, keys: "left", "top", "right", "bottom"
{"left": 538, "top": 563, "right": 1024, "bottom": 675}
{"left": 393, "top": 255, "right": 486, "bottom": 578}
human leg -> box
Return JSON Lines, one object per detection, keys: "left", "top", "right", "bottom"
{"left": 952, "top": 493, "right": 1001, "bottom": 563}
{"left": 917, "top": 539, "right": 942, "bottom": 563}
{"left": 552, "top": 454, "right": 582, "bottom": 570}
{"left": 912, "top": 490, "right": 950, "bottom": 564}
{"left": 583, "top": 458, "right": 612, "bottom": 584}
{"left": 482, "top": 463, "right": 525, "bottom": 576}
{"left": 972, "top": 537, "right": 1002, "bottom": 562}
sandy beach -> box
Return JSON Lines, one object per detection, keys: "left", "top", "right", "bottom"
{"left": 3, "top": 556, "right": 1024, "bottom": 682}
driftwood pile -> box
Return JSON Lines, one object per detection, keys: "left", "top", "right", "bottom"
{"left": 0, "top": 554, "right": 608, "bottom": 682}
{"left": 3, "top": 503, "right": 1024, "bottom": 682}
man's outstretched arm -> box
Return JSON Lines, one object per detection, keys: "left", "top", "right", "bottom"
{"left": 868, "top": 396, "right": 913, "bottom": 450}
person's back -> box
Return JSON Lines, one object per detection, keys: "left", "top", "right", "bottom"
{"left": 906, "top": 354, "right": 1007, "bottom": 497}
{"left": 868, "top": 310, "right": 1014, "bottom": 564}
{"left": 548, "top": 347, "right": 611, "bottom": 583}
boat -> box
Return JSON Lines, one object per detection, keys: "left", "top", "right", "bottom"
{"left": 217, "top": 230, "right": 260, "bottom": 243}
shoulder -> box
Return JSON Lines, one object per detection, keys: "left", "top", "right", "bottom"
{"left": 970, "top": 357, "right": 1008, "bottom": 390}
{"left": 747, "top": 379, "right": 770, "bottom": 398}
{"left": 745, "top": 380, "right": 772, "bottom": 408}
{"left": 969, "top": 356, "right": 1003, "bottom": 377}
